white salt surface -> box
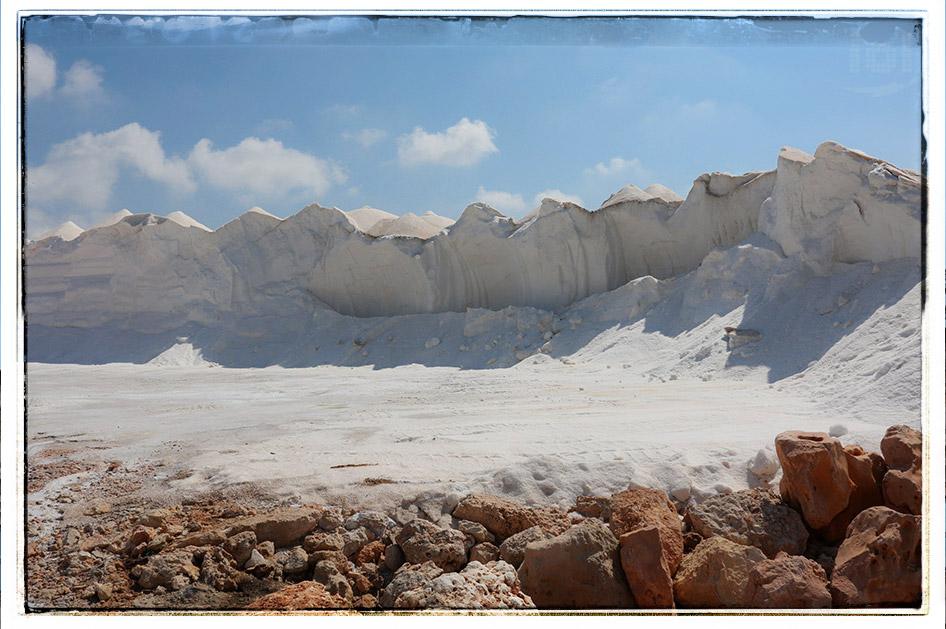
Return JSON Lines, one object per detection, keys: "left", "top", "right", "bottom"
{"left": 27, "top": 362, "right": 847, "bottom": 511}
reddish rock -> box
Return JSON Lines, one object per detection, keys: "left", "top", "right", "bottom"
{"left": 452, "top": 494, "right": 571, "bottom": 540}
{"left": 881, "top": 425, "right": 922, "bottom": 515}
{"left": 570, "top": 495, "right": 612, "bottom": 520}
{"left": 673, "top": 537, "right": 766, "bottom": 608}
{"left": 518, "top": 518, "right": 635, "bottom": 609}
{"left": 776, "top": 431, "right": 853, "bottom": 531}
{"left": 355, "top": 540, "right": 385, "bottom": 566}
{"left": 246, "top": 581, "right": 351, "bottom": 610}
{"left": 830, "top": 506, "right": 921, "bottom": 607}
{"left": 619, "top": 525, "right": 674, "bottom": 609}
{"left": 743, "top": 552, "right": 831, "bottom": 608}
{"left": 610, "top": 488, "right": 683, "bottom": 574}
{"left": 814, "top": 445, "right": 886, "bottom": 541}
{"left": 684, "top": 488, "right": 808, "bottom": 558}
{"left": 469, "top": 542, "right": 500, "bottom": 564}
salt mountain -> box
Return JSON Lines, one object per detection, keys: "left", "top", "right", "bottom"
{"left": 26, "top": 141, "right": 922, "bottom": 391}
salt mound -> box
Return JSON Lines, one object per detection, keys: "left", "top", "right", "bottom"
{"left": 35, "top": 221, "right": 84, "bottom": 242}
{"left": 246, "top": 206, "right": 280, "bottom": 220}
{"left": 345, "top": 206, "right": 397, "bottom": 233}
{"left": 419, "top": 211, "right": 455, "bottom": 230}
{"left": 167, "top": 211, "right": 211, "bottom": 231}
{"left": 91, "top": 209, "right": 133, "bottom": 230}
{"left": 146, "top": 342, "right": 216, "bottom": 367}
{"left": 369, "top": 212, "right": 446, "bottom": 239}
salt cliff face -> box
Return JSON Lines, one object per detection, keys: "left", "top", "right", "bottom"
{"left": 758, "top": 142, "right": 921, "bottom": 274}
{"left": 24, "top": 142, "right": 921, "bottom": 365}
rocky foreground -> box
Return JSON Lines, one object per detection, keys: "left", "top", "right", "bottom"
{"left": 26, "top": 425, "right": 922, "bottom": 612}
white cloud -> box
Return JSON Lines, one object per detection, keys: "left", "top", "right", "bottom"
{"left": 398, "top": 118, "right": 498, "bottom": 167}
{"left": 475, "top": 186, "right": 527, "bottom": 213}
{"left": 189, "top": 137, "right": 346, "bottom": 197}
{"left": 533, "top": 189, "right": 584, "bottom": 207}
{"left": 27, "top": 123, "right": 195, "bottom": 210}
{"left": 60, "top": 60, "right": 105, "bottom": 101}
{"left": 342, "top": 128, "right": 388, "bottom": 148}
{"left": 25, "top": 43, "right": 57, "bottom": 100}
{"left": 586, "top": 156, "right": 647, "bottom": 177}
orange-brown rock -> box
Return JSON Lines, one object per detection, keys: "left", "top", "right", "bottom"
{"left": 619, "top": 525, "right": 674, "bottom": 609}
{"left": 246, "top": 581, "right": 351, "bottom": 610}
{"left": 880, "top": 425, "right": 922, "bottom": 515}
{"left": 673, "top": 537, "right": 765, "bottom": 608}
{"left": 743, "top": 551, "right": 831, "bottom": 608}
{"left": 812, "top": 445, "right": 886, "bottom": 541}
{"left": 610, "top": 488, "right": 683, "bottom": 574}
{"left": 776, "top": 431, "right": 853, "bottom": 532}
{"left": 518, "top": 518, "right": 635, "bottom": 609}
{"left": 354, "top": 540, "right": 385, "bottom": 566}
{"left": 451, "top": 494, "right": 570, "bottom": 540}
{"left": 830, "top": 506, "right": 921, "bottom": 607}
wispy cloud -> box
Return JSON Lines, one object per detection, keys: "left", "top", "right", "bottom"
{"left": 533, "top": 189, "right": 583, "bottom": 207}
{"left": 845, "top": 77, "right": 920, "bottom": 98}
{"left": 325, "top": 103, "right": 365, "bottom": 119}
{"left": 398, "top": 118, "right": 498, "bottom": 167}
{"left": 585, "top": 156, "right": 647, "bottom": 178}
{"left": 475, "top": 186, "right": 527, "bottom": 213}
{"left": 255, "top": 118, "right": 295, "bottom": 137}
{"left": 342, "top": 128, "right": 388, "bottom": 148}
{"left": 679, "top": 100, "right": 718, "bottom": 119}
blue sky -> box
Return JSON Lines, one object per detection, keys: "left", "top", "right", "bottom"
{"left": 23, "top": 15, "right": 922, "bottom": 235}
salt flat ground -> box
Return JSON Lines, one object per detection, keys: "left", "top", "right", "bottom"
{"left": 25, "top": 360, "right": 903, "bottom": 513}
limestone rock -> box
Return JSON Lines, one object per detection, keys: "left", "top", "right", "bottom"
{"left": 381, "top": 560, "right": 534, "bottom": 610}
{"left": 881, "top": 425, "right": 922, "bottom": 515}
{"left": 683, "top": 488, "right": 808, "bottom": 557}
{"left": 225, "top": 507, "right": 322, "bottom": 547}
{"left": 395, "top": 519, "right": 468, "bottom": 571}
{"left": 222, "top": 530, "right": 256, "bottom": 567}
{"left": 458, "top": 520, "right": 495, "bottom": 543}
{"left": 610, "top": 487, "right": 683, "bottom": 573}
{"left": 171, "top": 529, "right": 225, "bottom": 549}
{"left": 452, "top": 493, "right": 570, "bottom": 540}
{"left": 384, "top": 544, "right": 405, "bottom": 571}
{"left": 518, "top": 518, "right": 635, "bottom": 609}
{"left": 283, "top": 547, "right": 309, "bottom": 575}
{"left": 198, "top": 547, "right": 239, "bottom": 592}
{"left": 499, "top": 525, "right": 549, "bottom": 568}
{"left": 830, "top": 506, "right": 921, "bottom": 607}
{"left": 744, "top": 552, "right": 831, "bottom": 608}
{"left": 673, "top": 537, "right": 765, "bottom": 608}
{"left": 134, "top": 550, "right": 199, "bottom": 590}
{"left": 136, "top": 508, "right": 174, "bottom": 529}
{"left": 247, "top": 581, "right": 350, "bottom": 610}
{"left": 380, "top": 562, "right": 444, "bottom": 608}
{"left": 619, "top": 525, "right": 674, "bottom": 608}
{"left": 345, "top": 510, "right": 398, "bottom": 539}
